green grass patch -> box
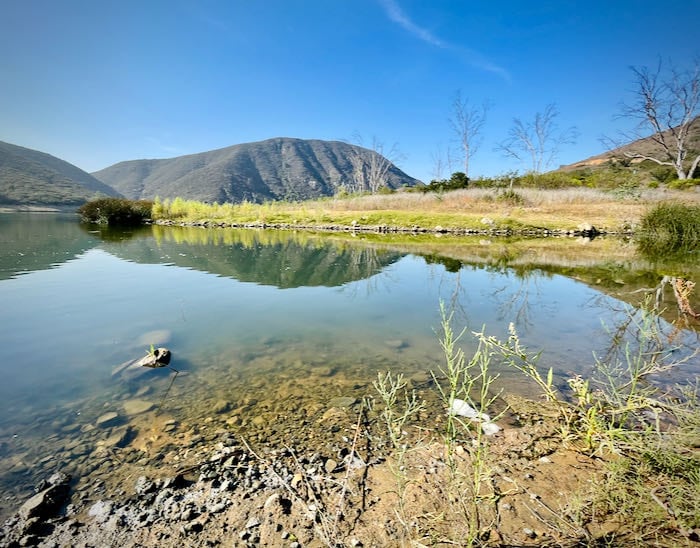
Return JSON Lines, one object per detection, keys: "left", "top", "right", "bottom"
{"left": 637, "top": 202, "right": 700, "bottom": 256}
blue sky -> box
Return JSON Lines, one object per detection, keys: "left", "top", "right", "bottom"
{"left": 1, "top": 0, "right": 698, "bottom": 182}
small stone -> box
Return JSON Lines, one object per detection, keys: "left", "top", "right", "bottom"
{"left": 87, "top": 500, "right": 114, "bottom": 523}
{"left": 98, "top": 426, "right": 133, "bottom": 449}
{"left": 134, "top": 476, "right": 156, "bottom": 496}
{"left": 135, "top": 385, "right": 151, "bottom": 397}
{"left": 324, "top": 459, "right": 338, "bottom": 474}
{"left": 264, "top": 493, "right": 281, "bottom": 510}
{"left": 311, "top": 366, "right": 334, "bottom": 377}
{"left": 212, "top": 400, "right": 231, "bottom": 414}
{"left": 209, "top": 501, "right": 227, "bottom": 513}
{"left": 523, "top": 528, "right": 536, "bottom": 538}
{"left": 245, "top": 516, "right": 261, "bottom": 529}
{"left": 122, "top": 399, "right": 155, "bottom": 416}
{"left": 96, "top": 412, "right": 120, "bottom": 428}
{"left": 328, "top": 396, "right": 356, "bottom": 408}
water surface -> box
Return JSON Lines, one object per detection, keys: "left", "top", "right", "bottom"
{"left": 0, "top": 212, "right": 697, "bottom": 519}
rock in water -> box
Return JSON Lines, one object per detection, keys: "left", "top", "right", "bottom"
{"left": 122, "top": 399, "right": 155, "bottom": 416}
{"left": 96, "top": 411, "right": 120, "bottom": 428}
{"left": 136, "top": 329, "right": 171, "bottom": 348}
{"left": 19, "top": 472, "right": 71, "bottom": 521}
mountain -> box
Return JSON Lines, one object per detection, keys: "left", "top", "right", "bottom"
{"left": 559, "top": 116, "right": 700, "bottom": 177}
{"left": 0, "top": 141, "right": 121, "bottom": 206}
{"left": 92, "top": 137, "right": 422, "bottom": 203}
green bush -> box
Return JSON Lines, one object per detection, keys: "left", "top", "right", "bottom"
{"left": 77, "top": 198, "right": 153, "bottom": 226}
{"left": 637, "top": 202, "right": 700, "bottom": 255}
{"left": 496, "top": 189, "right": 525, "bottom": 205}
{"left": 667, "top": 178, "right": 700, "bottom": 190}
{"left": 421, "top": 171, "right": 469, "bottom": 193}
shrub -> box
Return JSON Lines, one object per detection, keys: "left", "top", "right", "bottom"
{"left": 667, "top": 178, "right": 700, "bottom": 190}
{"left": 637, "top": 202, "right": 700, "bottom": 255}
{"left": 77, "top": 198, "right": 153, "bottom": 226}
{"left": 496, "top": 188, "right": 525, "bottom": 205}
{"left": 421, "top": 171, "right": 469, "bottom": 193}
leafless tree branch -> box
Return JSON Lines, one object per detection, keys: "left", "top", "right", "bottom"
{"left": 448, "top": 90, "right": 489, "bottom": 179}
{"left": 607, "top": 58, "right": 700, "bottom": 179}
{"left": 497, "top": 103, "right": 578, "bottom": 173}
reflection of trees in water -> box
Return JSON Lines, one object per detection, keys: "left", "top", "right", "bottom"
{"left": 594, "top": 286, "right": 699, "bottom": 399}
{"left": 339, "top": 246, "right": 399, "bottom": 298}
{"left": 489, "top": 268, "right": 551, "bottom": 332}
{"left": 654, "top": 276, "right": 700, "bottom": 320}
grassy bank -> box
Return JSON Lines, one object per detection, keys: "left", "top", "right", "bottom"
{"left": 151, "top": 187, "right": 700, "bottom": 235}
{"left": 369, "top": 302, "right": 700, "bottom": 546}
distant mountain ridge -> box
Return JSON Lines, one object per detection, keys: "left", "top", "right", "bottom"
{"left": 92, "top": 137, "right": 422, "bottom": 203}
{"left": 0, "top": 141, "right": 121, "bottom": 205}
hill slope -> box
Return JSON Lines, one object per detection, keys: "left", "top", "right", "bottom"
{"left": 559, "top": 116, "right": 700, "bottom": 178}
{"left": 0, "top": 141, "right": 121, "bottom": 205}
{"left": 92, "top": 137, "right": 422, "bottom": 202}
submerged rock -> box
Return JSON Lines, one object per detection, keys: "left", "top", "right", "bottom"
{"left": 136, "top": 329, "right": 172, "bottom": 348}
{"left": 96, "top": 412, "right": 120, "bottom": 428}
{"left": 122, "top": 399, "right": 155, "bottom": 416}
{"left": 18, "top": 472, "right": 71, "bottom": 521}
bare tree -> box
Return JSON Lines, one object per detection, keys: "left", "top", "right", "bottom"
{"left": 347, "top": 135, "right": 404, "bottom": 193}
{"left": 498, "top": 103, "right": 578, "bottom": 174}
{"left": 448, "top": 91, "right": 489, "bottom": 179}
{"left": 611, "top": 59, "right": 700, "bottom": 179}
{"left": 430, "top": 144, "right": 447, "bottom": 181}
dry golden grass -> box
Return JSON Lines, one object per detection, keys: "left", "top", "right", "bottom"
{"left": 155, "top": 187, "right": 700, "bottom": 233}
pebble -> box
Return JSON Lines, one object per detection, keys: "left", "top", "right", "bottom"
{"left": 245, "top": 516, "right": 261, "bottom": 529}
{"left": 327, "top": 396, "right": 357, "bottom": 408}
{"left": 95, "top": 412, "right": 120, "bottom": 428}
{"left": 122, "top": 399, "right": 155, "bottom": 416}
{"left": 324, "top": 459, "right": 338, "bottom": 474}
{"left": 212, "top": 400, "right": 231, "bottom": 414}
{"left": 98, "top": 426, "right": 133, "bottom": 449}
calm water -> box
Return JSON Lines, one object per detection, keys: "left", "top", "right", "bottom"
{"left": 0, "top": 212, "right": 697, "bottom": 517}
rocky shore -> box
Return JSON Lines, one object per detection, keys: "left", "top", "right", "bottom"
{"left": 1, "top": 394, "right": 632, "bottom": 548}
{"left": 152, "top": 219, "right": 611, "bottom": 238}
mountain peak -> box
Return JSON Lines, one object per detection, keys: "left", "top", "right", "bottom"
{"left": 92, "top": 138, "right": 422, "bottom": 203}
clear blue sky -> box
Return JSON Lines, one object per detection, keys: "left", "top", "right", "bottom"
{"left": 1, "top": 0, "right": 698, "bottom": 182}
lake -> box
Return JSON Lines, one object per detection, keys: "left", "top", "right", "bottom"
{"left": 0, "top": 212, "right": 698, "bottom": 519}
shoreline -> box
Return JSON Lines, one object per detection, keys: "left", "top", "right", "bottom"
{"left": 152, "top": 218, "right": 613, "bottom": 238}
{"left": 0, "top": 394, "right": 621, "bottom": 547}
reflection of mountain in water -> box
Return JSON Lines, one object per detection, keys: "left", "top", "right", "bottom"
{"left": 0, "top": 213, "right": 98, "bottom": 280}
{"left": 99, "top": 226, "right": 404, "bottom": 288}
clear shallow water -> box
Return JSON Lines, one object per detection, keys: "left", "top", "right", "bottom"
{"left": 0, "top": 212, "right": 697, "bottom": 518}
